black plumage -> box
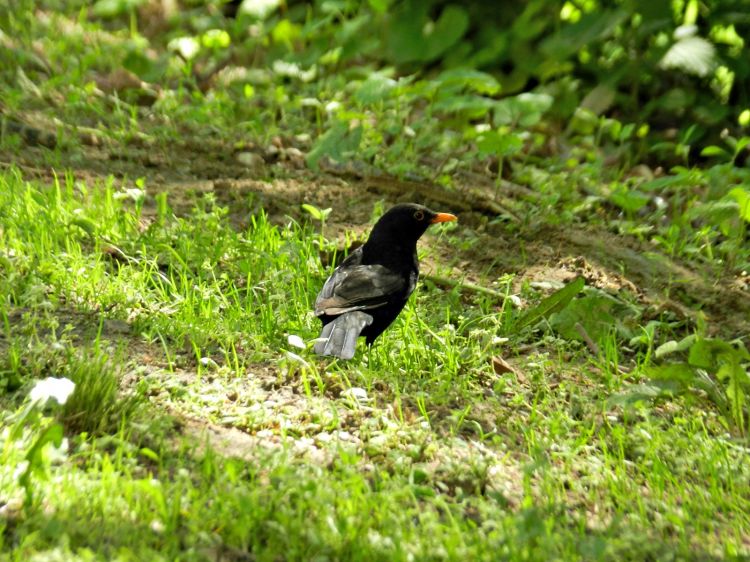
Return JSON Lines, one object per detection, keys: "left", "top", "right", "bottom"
{"left": 313, "top": 203, "right": 457, "bottom": 359}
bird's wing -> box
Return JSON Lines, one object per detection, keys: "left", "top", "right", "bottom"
{"left": 315, "top": 263, "right": 406, "bottom": 316}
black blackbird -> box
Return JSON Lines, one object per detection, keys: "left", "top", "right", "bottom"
{"left": 313, "top": 203, "right": 457, "bottom": 359}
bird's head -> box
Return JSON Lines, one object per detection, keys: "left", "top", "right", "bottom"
{"left": 369, "top": 203, "right": 457, "bottom": 244}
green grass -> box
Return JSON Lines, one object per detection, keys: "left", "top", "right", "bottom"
{"left": 1, "top": 169, "right": 748, "bottom": 561}
{"left": 1, "top": 1, "right": 749, "bottom": 559}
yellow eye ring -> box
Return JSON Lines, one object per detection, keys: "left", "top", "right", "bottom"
{"left": 414, "top": 210, "right": 424, "bottom": 221}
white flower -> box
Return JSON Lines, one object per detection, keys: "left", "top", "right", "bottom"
{"left": 287, "top": 334, "right": 306, "bottom": 349}
{"left": 240, "top": 0, "right": 280, "bottom": 19}
{"left": 341, "top": 387, "right": 370, "bottom": 404}
{"left": 285, "top": 351, "right": 309, "bottom": 367}
{"left": 168, "top": 36, "right": 200, "bottom": 60}
{"left": 113, "top": 188, "right": 146, "bottom": 202}
{"left": 29, "top": 377, "right": 75, "bottom": 406}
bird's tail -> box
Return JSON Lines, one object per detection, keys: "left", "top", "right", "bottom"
{"left": 314, "top": 311, "right": 373, "bottom": 360}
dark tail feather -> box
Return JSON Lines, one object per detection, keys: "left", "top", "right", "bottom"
{"left": 314, "top": 312, "right": 373, "bottom": 360}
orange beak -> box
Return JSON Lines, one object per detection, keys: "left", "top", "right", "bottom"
{"left": 430, "top": 212, "right": 457, "bottom": 224}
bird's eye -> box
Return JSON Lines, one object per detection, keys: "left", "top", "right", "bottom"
{"left": 413, "top": 210, "right": 424, "bottom": 221}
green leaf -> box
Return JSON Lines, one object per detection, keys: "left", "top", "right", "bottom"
{"left": 355, "top": 74, "right": 397, "bottom": 105}
{"left": 515, "top": 277, "right": 585, "bottom": 331}
{"left": 540, "top": 9, "right": 628, "bottom": 59}
{"left": 607, "top": 381, "right": 680, "bottom": 407}
{"left": 20, "top": 423, "right": 64, "bottom": 490}
{"left": 688, "top": 337, "right": 749, "bottom": 370}
{"left": 368, "top": 0, "right": 391, "bottom": 13}
{"left": 301, "top": 204, "right": 332, "bottom": 222}
{"left": 92, "top": 0, "right": 145, "bottom": 18}
{"left": 272, "top": 20, "right": 301, "bottom": 50}
{"left": 202, "top": 29, "right": 231, "bottom": 50}
{"left": 659, "top": 36, "right": 717, "bottom": 77}
{"left": 424, "top": 5, "right": 470, "bottom": 62}
{"left": 550, "top": 291, "right": 636, "bottom": 344}
{"left": 655, "top": 334, "right": 697, "bottom": 358}
{"left": 608, "top": 185, "right": 650, "bottom": 213}
{"left": 306, "top": 122, "right": 363, "bottom": 171}
{"left": 580, "top": 84, "right": 616, "bottom": 116}
{"left": 647, "top": 362, "right": 697, "bottom": 386}
{"left": 477, "top": 131, "right": 523, "bottom": 157}
{"left": 495, "top": 93, "right": 553, "bottom": 127}
{"left": 435, "top": 68, "right": 500, "bottom": 95}
{"left": 69, "top": 217, "right": 97, "bottom": 236}
{"left": 700, "top": 145, "right": 731, "bottom": 159}
{"left": 385, "top": 3, "right": 468, "bottom": 64}
{"left": 639, "top": 174, "right": 689, "bottom": 192}
{"left": 729, "top": 187, "right": 750, "bottom": 222}
{"left": 433, "top": 95, "right": 495, "bottom": 118}
{"left": 140, "top": 447, "right": 160, "bottom": 462}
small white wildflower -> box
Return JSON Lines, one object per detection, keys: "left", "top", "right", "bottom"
{"left": 113, "top": 188, "right": 146, "bottom": 202}
{"left": 285, "top": 351, "right": 310, "bottom": 367}
{"left": 13, "top": 460, "right": 29, "bottom": 480}
{"left": 49, "top": 438, "right": 69, "bottom": 464}
{"left": 29, "top": 377, "right": 75, "bottom": 406}
{"left": 240, "top": 0, "right": 280, "bottom": 19}
{"left": 200, "top": 356, "right": 219, "bottom": 369}
{"left": 168, "top": 36, "right": 200, "bottom": 60}
{"left": 325, "top": 101, "right": 341, "bottom": 114}
{"left": 287, "top": 334, "right": 306, "bottom": 349}
{"left": 150, "top": 519, "right": 165, "bottom": 534}
{"left": 341, "top": 387, "right": 370, "bottom": 404}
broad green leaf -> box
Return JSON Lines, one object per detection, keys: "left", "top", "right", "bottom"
{"left": 386, "top": 3, "right": 468, "bottom": 64}
{"left": 477, "top": 131, "right": 523, "bottom": 157}
{"left": 688, "top": 338, "right": 738, "bottom": 369}
{"left": 655, "top": 334, "right": 697, "bottom": 358}
{"left": 550, "top": 291, "right": 636, "bottom": 344}
{"left": 729, "top": 187, "right": 750, "bottom": 222}
{"left": 580, "top": 84, "right": 616, "bottom": 115}
{"left": 515, "top": 277, "right": 585, "bottom": 331}
{"left": 687, "top": 200, "right": 739, "bottom": 233}
{"left": 494, "top": 93, "right": 553, "bottom": 127}
{"left": 202, "top": 29, "right": 230, "bottom": 50}
{"left": 540, "top": 9, "right": 628, "bottom": 59}
{"left": 20, "top": 423, "right": 64, "bottom": 491}
{"left": 607, "top": 381, "right": 679, "bottom": 408}
{"left": 92, "top": 0, "right": 144, "bottom": 18}
{"left": 301, "top": 204, "right": 332, "bottom": 222}
{"left": 69, "top": 217, "right": 97, "bottom": 236}
{"left": 368, "top": 0, "right": 391, "bottom": 13}
{"left": 435, "top": 68, "right": 500, "bottom": 95}
{"left": 424, "top": 5, "right": 470, "bottom": 62}
{"left": 639, "top": 174, "right": 691, "bottom": 192}
{"left": 306, "top": 122, "right": 363, "bottom": 171}
{"left": 647, "top": 362, "right": 697, "bottom": 385}
{"left": 433, "top": 95, "right": 495, "bottom": 118}
{"left": 659, "top": 36, "right": 716, "bottom": 77}
{"left": 734, "top": 136, "right": 750, "bottom": 155}
{"left": 355, "top": 74, "right": 397, "bottom": 105}
{"left": 272, "top": 20, "right": 301, "bottom": 49}
{"left": 700, "top": 145, "right": 731, "bottom": 159}
{"left": 608, "top": 185, "right": 650, "bottom": 213}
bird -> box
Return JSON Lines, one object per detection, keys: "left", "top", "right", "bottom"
{"left": 313, "top": 203, "right": 457, "bottom": 359}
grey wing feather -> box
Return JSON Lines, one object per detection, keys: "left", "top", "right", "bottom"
{"left": 313, "top": 311, "right": 373, "bottom": 359}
